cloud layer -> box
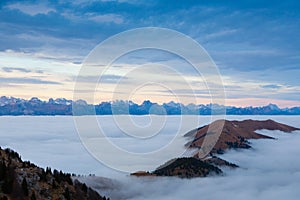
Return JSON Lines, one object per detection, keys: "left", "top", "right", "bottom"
{"left": 0, "top": 115, "right": 299, "bottom": 199}
{"left": 84, "top": 116, "right": 300, "bottom": 200}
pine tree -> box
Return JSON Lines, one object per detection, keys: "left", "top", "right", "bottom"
{"left": 2, "top": 167, "right": 14, "bottom": 194}
{"left": 46, "top": 167, "right": 51, "bottom": 174}
{"left": 0, "top": 161, "right": 6, "bottom": 180}
{"left": 21, "top": 177, "right": 29, "bottom": 196}
{"left": 52, "top": 180, "right": 57, "bottom": 189}
{"left": 30, "top": 191, "right": 37, "bottom": 200}
{"left": 63, "top": 187, "right": 71, "bottom": 200}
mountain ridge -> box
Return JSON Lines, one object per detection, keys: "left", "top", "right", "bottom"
{"left": 131, "top": 119, "right": 299, "bottom": 178}
{"left": 0, "top": 96, "right": 299, "bottom": 115}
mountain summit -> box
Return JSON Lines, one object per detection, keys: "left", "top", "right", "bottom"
{"left": 185, "top": 119, "right": 300, "bottom": 155}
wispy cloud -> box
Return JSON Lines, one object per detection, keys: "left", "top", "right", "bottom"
{"left": 73, "top": 74, "right": 128, "bottom": 84}
{"left": 260, "top": 84, "right": 283, "bottom": 89}
{"left": 2, "top": 67, "right": 31, "bottom": 73}
{"left": 88, "top": 14, "right": 124, "bottom": 24}
{"left": 6, "top": 2, "right": 56, "bottom": 16}
{"left": 0, "top": 77, "right": 62, "bottom": 85}
{"left": 205, "top": 28, "right": 239, "bottom": 40}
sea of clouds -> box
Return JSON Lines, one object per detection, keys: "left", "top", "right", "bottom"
{"left": 0, "top": 115, "right": 299, "bottom": 199}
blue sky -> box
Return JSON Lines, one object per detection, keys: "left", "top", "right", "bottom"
{"left": 0, "top": 0, "right": 299, "bottom": 107}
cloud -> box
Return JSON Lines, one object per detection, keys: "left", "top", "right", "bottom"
{"left": 88, "top": 14, "right": 124, "bottom": 24}
{"left": 6, "top": 2, "right": 56, "bottom": 16}
{"left": 35, "top": 69, "right": 45, "bottom": 74}
{"left": 2, "top": 67, "right": 31, "bottom": 73}
{"left": 260, "top": 84, "right": 283, "bottom": 89}
{"left": 205, "top": 28, "right": 239, "bottom": 40}
{"left": 0, "top": 77, "right": 62, "bottom": 85}
{"left": 100, "top": 74, "right": 128, "bottom": 83}
{"left": 160, "top": 89, "right": 209, "bottom": 95}
{"left": 73, "top": 74, "right": 128, "bottom": 84}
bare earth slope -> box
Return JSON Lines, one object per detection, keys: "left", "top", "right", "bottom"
{"left": 185, "top": 119, "right": 299, "bottom": 154}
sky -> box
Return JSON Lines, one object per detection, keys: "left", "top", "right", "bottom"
{"left": 0, "top": 0, "right": 299, "bottom": 107}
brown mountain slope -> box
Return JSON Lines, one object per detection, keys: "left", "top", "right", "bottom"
{"left": 132, "top": 119, "right": 299, "bottom": 179}
{"left": 185, "top": 119, "right": 299, "bottom": 155}
{"left": 0, "top": 147, "right": 109, "bottom": 200}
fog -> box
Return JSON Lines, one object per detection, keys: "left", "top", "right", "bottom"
{"left": 79, "top": 128, "right": 300, "bottom": 200}
{"left": 0, "top": 116, "right": 299, "bottom": 199}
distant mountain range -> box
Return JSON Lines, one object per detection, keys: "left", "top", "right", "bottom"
{"left": 0, "top": 96, "right": 299, "bottom": 115}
